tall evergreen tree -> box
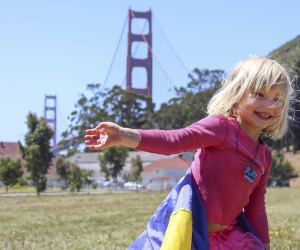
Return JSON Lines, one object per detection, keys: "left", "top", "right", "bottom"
{"left": 20, "top": 113, "right": 53, "bottom": 195}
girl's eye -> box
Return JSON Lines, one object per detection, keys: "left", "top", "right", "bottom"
{"left": 253, "top": 92, "right": 264, "bottom": 97}
{"left": 273, "top": 97, "right": 283, "bottom": 106}
{"left": 274, "top": 97, "right": 282, "bottom": 102}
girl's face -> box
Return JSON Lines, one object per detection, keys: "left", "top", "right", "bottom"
{"left": 236, "top": 85, "right": 284, "bottom": 141}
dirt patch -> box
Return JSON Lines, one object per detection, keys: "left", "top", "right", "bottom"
{"left": 289, "top": 177, "right": 300, "bottom": 187}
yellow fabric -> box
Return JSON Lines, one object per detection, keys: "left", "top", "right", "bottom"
{"left": 160, "top": 209, "right": 192, "bottom": 250}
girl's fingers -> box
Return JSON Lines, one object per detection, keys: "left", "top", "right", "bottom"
{"left": 85, "top": 140, "right": 102, "bottom": 148}
{"left": 85, "top": 123, "right": 114, "bottom": 150}
{"left": 88, "top": 145, "right": 97, "bottom": 150}
{"left": 84, "top": 140, "right": 94, "bottom": 145}
{"left": 84, "top": 135, "right": 98, "bottom": 140}
{"left": 85, "top": 128, "right": 95, "bottom": 133}
{"left": 96, "top": 122, "right": 108, "bottom": 130}
{"left": 89, "top": 144, "right": 104, "bottom": 150}
{"left": 84, "top": 135, "right": 101, "bottom": 145}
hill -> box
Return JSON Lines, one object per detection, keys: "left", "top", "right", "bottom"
{"left": 269, "top": 34, "right": 300, "bottom": 71}
{"left": 268, "top": 34, "right": 300, "bottom": 187}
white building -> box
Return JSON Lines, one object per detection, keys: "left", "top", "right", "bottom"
{"left": 66, "top": 150, "right": 194, "bottom": 188}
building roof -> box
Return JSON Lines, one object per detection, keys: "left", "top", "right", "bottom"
{"left": 143, "top": 155, "right": 191, "bottom": 173}
{"left": 67, "top": 150, "right": 177, "bottom": 165}
{"left": 65, "top": 151, "right": 194, "bottom": 176}
{"left": 151, "top": 175, "right": 172, "bottom": 181}
{"left": 67, "top": 152, "right": 100, "bottom": 164}
{"left": 0, "top": 141, "right": 20, "bottom": 158}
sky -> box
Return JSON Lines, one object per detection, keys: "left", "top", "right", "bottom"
{"left": 1, "top": 0, "right": 300, "bottom": 144}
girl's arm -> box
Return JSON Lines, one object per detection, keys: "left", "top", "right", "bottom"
{"left": 85, "top": 116, "right": 227, "bottom": 154}
{"left": 136, "top": 115, "right": 227, "bottom": 155}
{"left": 84, "top": 122, "right": 140, "bottom": 150}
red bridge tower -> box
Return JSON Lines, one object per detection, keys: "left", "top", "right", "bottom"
{"left": 126, "top": 9, "right": 152, "bottom": 97}
{"left": 44, "top": 95, "right": 57, "bottom": 146}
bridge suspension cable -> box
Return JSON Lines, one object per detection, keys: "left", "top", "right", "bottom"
{"left": 152, "top": 13, "right": 190, "bottom": 75}
{"left": 101, "top": 15, "right": 128, "bottom": 91}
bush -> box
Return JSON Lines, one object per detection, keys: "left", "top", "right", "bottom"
{"left": 70, "top": 182, "right": 81, "bottom": 192}
{"left": 69, "top": 164, "right": 82, "bottom": 192}
{"left": 268, "top": 150, "right": 297, "bottom": 187}
{"left": 12, "top": 184, "right": 23, "bottom": 189}
{"left": 17, "top": 176, "right": 28, "bottom": 186}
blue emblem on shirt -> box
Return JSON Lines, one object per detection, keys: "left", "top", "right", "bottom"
{"left": 244, "top": 167, "right": 257, "bottom": 182}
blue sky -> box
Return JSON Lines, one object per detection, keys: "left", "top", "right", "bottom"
{"left": 1, "top": 0, "right": 299, "bottom": 143}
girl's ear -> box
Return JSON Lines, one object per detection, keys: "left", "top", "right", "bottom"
{"left": 231, "top": 104, "right": 238, "bottom": 116}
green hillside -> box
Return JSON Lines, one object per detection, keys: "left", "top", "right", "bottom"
{"left": 269, "top": 35, "right": 300, "bottom": 71}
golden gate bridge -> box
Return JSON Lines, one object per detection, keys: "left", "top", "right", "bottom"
{"left": 45, "top": 9, "right": 192, "bottom": 153}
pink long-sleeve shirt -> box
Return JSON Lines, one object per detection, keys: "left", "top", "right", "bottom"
{"left": 137, "top": 115, "right": 271, "bottom": 243}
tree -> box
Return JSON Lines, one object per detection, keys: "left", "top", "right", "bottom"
{"left": 0, "top": 157, "right": 23, "bottom": 192}
{"left": 268, "top": 150, "right": 297, "bottom": 186}
{"left": 124, "top": 155, "right": 144, "bottom": 191}
{"left": 55, "top": 156, "right": 91, "bottom": 191}
{"left": 103, "top": 85, "right": 155, "bottom": 128}
{"left": 61, "top": 84, "right": 109, "bottom": 156}
{"left": 154, "top": 69, "right": 223, "bottom": 129}
{"left": 81, "top": 169, "right": 94, "bottom": 187}
{"left": 61, "top": 84, "right": 155, "bottom": 155}
{"left": 130, "top": 155, "right": 143, "bottom": 183}
{"left": 55, "top": 156, "right": 71, "bottom": 189}
{"left": 20, "top": 113, "right": 53, "bottom": 195}
{"left": 69, "top": 164, "right": 82, "bottom": 192}
{"left": 98, "top": 146, "right": 129, "bottom": 184}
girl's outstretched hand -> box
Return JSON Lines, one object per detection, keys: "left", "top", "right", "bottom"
{"left": 84, "top": 122, "right": 123, "bottom": 150}
{"left": 84, "top": 122, "right": 140, "bottom": 150}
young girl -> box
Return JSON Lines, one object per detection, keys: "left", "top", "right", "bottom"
{"left": 84, "top": 56, "right": 294, "bottom": 250}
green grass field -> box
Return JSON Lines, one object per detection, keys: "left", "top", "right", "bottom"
{"left": 0, "top": 188, "right": 299, "bottom": 250}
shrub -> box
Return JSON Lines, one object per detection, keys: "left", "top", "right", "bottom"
{"left": 17, "top": 176, "right": 28, "bottom": 186}
{"left": 268, "top": 150, "right": 297, "bottom": 186}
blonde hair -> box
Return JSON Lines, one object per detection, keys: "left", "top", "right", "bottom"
{"left": 207, "top": 55, "right": 294, "bottom": 140}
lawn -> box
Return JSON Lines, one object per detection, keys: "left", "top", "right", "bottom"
{"left": 0, "top": 188, "right": 299, "bottom": 250}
